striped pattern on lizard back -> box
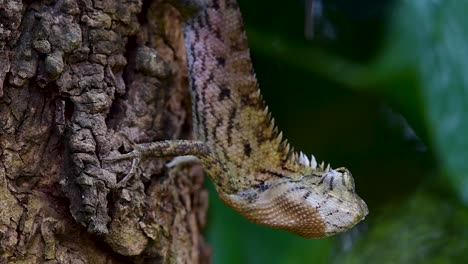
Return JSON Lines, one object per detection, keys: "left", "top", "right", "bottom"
{"left": 184, "top": 0, "right": 298, "bottom": 193}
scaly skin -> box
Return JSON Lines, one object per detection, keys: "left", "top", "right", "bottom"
{"left": 109, "top": 0, "right": 368, "bottom": 238}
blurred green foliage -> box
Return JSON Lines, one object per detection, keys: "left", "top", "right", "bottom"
{"left": 205, "top": 0, "right": 468, "bottom": 263}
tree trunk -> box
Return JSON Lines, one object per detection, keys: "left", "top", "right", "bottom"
{"left": 0, "top": 0, "right": 209, "bottom": 263}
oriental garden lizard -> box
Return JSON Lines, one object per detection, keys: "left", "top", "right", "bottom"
{"left": 107, "top": 0, "right": 368, "bottom": 238}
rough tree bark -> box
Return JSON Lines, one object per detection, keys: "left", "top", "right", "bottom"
{"left": 0, "top": 0, "right": 210, "bottom": 263}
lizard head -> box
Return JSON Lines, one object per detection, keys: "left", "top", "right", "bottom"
{"left": 217, "top": 166, "right": 368, "bottom": 238}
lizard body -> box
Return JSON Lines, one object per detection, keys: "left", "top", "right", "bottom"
{"left": 110, "top": 0, "right": 368, "bottom": 238}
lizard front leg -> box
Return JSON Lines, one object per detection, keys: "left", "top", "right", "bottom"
{"left": 105, "top": 139, "right": 234, "bottom": 191}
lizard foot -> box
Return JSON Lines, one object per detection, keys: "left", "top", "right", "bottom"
{"left": 104, "top": 150, "right": 142, "bottom": 188}
{"left": 104, "top": 137, "right": 205, "bottom": 188}
{"left": 103, "top": 135, "right": 143, "bottom": 188}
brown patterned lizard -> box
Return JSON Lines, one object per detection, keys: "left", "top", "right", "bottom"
{"left": 108, "top": 0, "right": 368, "bottom": 238}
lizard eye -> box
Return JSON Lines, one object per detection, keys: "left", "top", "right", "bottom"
{"left": 335, "top": 167, "right": 348, "bottom": 174}
{"left": 335, "top": 167, "right": 355, "bottom": 190}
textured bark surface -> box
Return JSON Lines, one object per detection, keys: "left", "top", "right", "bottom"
{"left": 0, "top": 0, "right": 209, "bottom": 263}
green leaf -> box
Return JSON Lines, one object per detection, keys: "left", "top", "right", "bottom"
{"left": 382, "top": 0, "right": 468, "bottom": 202}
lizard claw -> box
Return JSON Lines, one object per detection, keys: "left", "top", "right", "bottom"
{"left": 103, "top": 149, "right": 143, "bottom": 188}
{"left": 103, "top": 134, "right": 143, "bottom": 188}
{"left": 114, "top": 153, "right": 141, "bottom": 188}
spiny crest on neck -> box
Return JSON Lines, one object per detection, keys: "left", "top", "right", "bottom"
{"left": 256, "top": 91, "right": 335, "bottom": 175}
